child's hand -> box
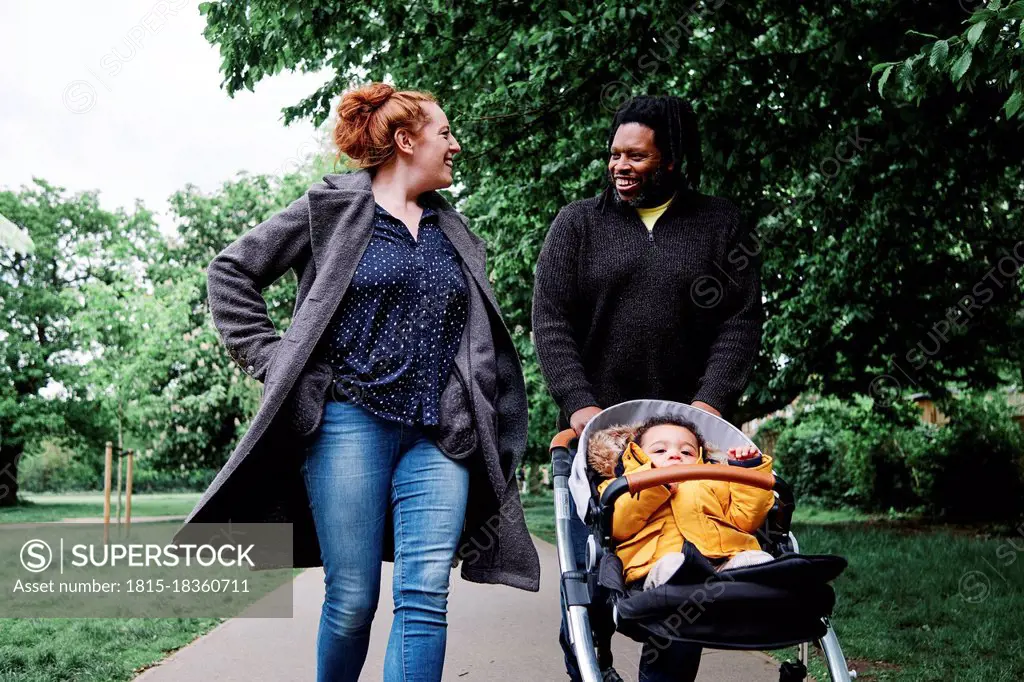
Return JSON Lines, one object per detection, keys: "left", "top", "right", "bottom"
{"left": 727, "top": 445, "right": 760, "bottom": 462}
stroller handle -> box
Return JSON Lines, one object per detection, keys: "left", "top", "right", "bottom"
{"left": 625, "top": 465, "right": 775, "bottom": 494}
{"left": 550, "top": 428, "right": 577, "bottom": 451}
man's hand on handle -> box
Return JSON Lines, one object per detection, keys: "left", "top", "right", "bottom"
{"left": 691, "top": 400, "right": 722, "bottom": 418}
{"left": 570, "top": 405, "right": 603, "bottom": 436}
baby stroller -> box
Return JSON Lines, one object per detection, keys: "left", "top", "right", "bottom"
{"left": 551, "top": 400, "right": 855, "bottom": 681}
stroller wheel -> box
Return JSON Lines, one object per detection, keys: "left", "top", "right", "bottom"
{"left": 778, "top": 660, "right": 808, "bottom": 682}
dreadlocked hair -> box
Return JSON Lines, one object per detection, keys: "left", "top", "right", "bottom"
{"left": 607, "top": 95, "right": 703, "bottom": 191}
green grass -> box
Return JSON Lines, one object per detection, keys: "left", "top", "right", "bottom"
{"left": 0, "top": 493, "right": 304, "bottom": 681}
{"left": 0, "top": 493, "right": 201, "bottom": 523}
{"left": 519, "top": 490, "right": 1024, "bottom": 681}
{"left": 0, "top": 617, "right": 224, "bottom": 681}
{"left": 521, "top": 489, "right": 557, "bottom": 544}
{"left": 788, "top": 522, "right": 1024, "bottom": 681}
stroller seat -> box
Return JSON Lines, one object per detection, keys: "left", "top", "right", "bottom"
{"left": 551, "top": 400, "right": 854, "bottom": 682}
{"left": 600, "top": 543, "right": 847, "bottom": 650}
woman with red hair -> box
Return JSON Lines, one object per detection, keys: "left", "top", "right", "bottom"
{"left": 193, "top": 83, "right": 539, "bottom": 681}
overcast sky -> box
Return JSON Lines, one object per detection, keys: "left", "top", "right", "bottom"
{"left": 0, "top": 0, "right": 334, "bottom": 235}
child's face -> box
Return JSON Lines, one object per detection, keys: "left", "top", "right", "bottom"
{"left": 639, "top": 424, "right": 700, "bottom": 468}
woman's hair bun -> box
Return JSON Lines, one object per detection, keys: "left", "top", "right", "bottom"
{"left": 340, "top": 83, "right": 395, "bottom": 121}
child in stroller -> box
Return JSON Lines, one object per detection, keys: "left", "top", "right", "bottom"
{"left": 590, "top": 415, "right": 776, "bottom": 592}
{"left": 551, "top": 400, "right": 853, "bottom": 682}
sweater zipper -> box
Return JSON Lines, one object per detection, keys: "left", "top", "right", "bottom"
{"left": 637, "top": 213, "right": 655, "bottom": 244}
{"left": 634, "top": 216, "right": 654, "bottom": 244}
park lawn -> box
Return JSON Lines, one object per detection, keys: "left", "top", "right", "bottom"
{"left": 521, "top": 490, "right": 558, "bottom": 544}
{"left": 0, "top": 492, "right": 306, "bottom": 682}
{"left": 0, "top": 492, "right": 201, "bottom": 523}
{"left": 789, "top": 522, "right": 1024, "bottom": 682}
{"left": 520, "top": 490, "right": 1024, "bottom": 682}
{"left": 0, "top": 617, "right": 224, "bottom": 682}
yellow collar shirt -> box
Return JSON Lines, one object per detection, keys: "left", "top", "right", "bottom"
{"left": 635, "top": 194, "right": 676, "bottom": 232}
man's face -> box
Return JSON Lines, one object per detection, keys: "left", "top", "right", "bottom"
{"left": 607, "top": 123, "right": 673, "bottom": 207}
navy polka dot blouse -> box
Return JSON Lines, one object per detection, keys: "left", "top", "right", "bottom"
{"left": 317, "top": 203, "right": 469, "bottom": 426}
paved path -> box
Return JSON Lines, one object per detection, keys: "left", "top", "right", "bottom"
{"left": 135, "top": 537, "right": 781, "bottom": 681}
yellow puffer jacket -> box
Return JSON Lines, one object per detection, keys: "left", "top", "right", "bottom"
{"left": 596, "top": 442, "right": 775, "bottom": 585}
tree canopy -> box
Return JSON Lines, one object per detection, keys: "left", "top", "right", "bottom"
{"left": 197, "top": 1, "right": 1023, "bottom": 444}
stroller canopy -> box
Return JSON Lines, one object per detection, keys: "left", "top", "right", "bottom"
{"left": 569, "top": 400, "right": 758, "bottom": 522}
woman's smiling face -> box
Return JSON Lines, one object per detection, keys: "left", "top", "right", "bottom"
{"left": 639, "top": 424, "right": 700, "bottom": 468}
{"left": 410, "top": 100, "right": 461, "bottom": 191}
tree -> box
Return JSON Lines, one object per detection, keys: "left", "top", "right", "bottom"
{"left": 198, "top": 1, "right": 1023, "bottom": 456}
{"left": 0, "top": 180, "right": 158, "bottom": 504}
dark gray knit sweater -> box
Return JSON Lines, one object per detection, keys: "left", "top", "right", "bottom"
{"left": 531, "top": 188, "right": 762, "bottom": 429}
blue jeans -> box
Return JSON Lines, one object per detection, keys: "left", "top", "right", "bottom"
{"left": 558, "top": 514, "right": 702, "bottom": 681}
{"left": 301, "top": 400, "right": 470, "bottom": 682}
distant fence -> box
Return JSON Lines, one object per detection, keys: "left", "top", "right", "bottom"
{"left": 914, "top": 393, "right": 1024, "bottom": 427}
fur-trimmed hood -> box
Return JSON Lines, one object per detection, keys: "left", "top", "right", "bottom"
{"left": 587, "top": 423, "right": 639, "bottom": 478}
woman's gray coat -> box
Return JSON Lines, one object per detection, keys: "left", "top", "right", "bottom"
{"left": 171, "top": 170, "right": 540, "bottom": 592}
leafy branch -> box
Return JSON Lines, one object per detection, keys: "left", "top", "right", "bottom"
{"left": 871, "top": 0, "right": 1024, "bottom": 119}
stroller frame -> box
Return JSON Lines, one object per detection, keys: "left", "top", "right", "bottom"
{"left": 550, "top": 402, "right": 856, "bottom": 682}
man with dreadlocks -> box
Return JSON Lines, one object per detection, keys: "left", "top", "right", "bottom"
{"left": 532, "top": 95, "right": 763, "bottom": 681}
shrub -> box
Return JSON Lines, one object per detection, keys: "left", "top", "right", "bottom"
{"left": 758, "top": 391, "right": 1024, "bottom": 521}
{"left": 19, "top": 440, "right": 100, "bottom": 493}
{"left": 908, "top": 392, "right": 1024, "bottom": 522}
{"left": 19, "top": 440, "right": 218, "bottom": 494}
{"left": 761, "top": 395, "right": 934, "bottom": 512}
{"left": 520, "top": 340, "right": 561, "bottom": 465}
{"left": 127, "top": 465, "right": 219, "bottom": 493}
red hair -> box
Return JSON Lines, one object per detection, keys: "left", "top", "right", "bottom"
{"left": 334, "top": 83, "right": 436, "bottom": 169}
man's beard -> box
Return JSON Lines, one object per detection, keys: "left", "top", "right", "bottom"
{"left": 608, "top": 166, "right": 675, "bottom": 208}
